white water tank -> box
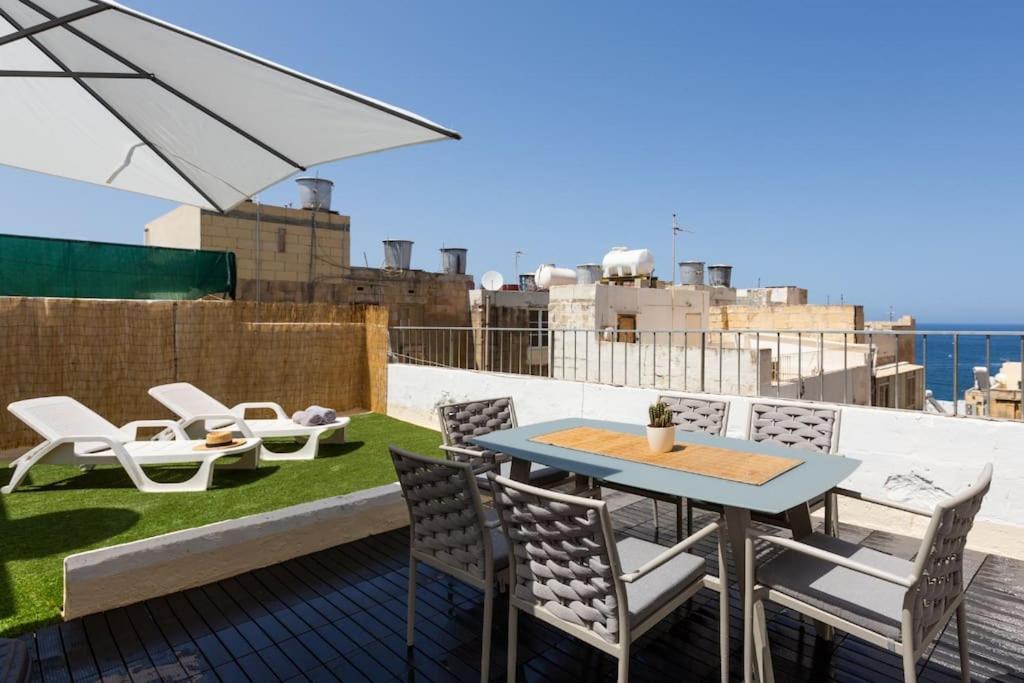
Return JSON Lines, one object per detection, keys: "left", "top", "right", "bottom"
{"left": 296, "top": 177, "right": 333, "bottom": 210}
{"left": 602, "top": 247, "right": 654, "bottom": 278}
{"left": 534, "top": 264, "right": 577, "bottom": 289}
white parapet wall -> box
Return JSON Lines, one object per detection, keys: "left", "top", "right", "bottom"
{"left": 389, "top": 364, "right": 1024, "bottom": 536}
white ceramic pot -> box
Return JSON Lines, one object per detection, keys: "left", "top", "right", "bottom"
{"left": 646, "top": 426, "right": 676, "bottom": 453}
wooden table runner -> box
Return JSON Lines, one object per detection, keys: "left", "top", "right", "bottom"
{"left": 530, "top": 426, "right": 802, "bottom": 485}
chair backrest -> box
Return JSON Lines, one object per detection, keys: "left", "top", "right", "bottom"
{"left": 437, "top": 397, "right": 517, "bottom": 468}
{"left": 747, "top": 401, "right": 839, "bottom": 453}
{"left": 8, "top": 396, "right": 125, "bottom": 453}
{"left": 657, "top": 394, "right": 729, "bottom": 436}
{"left": 489, "top": 473, "right": 626, "bottom": 646}
{"left": 906, "top": 463, "right": 993, "bottom": 649}
{"left": 389, "top": 445, "right": 495, "bottom": 582}
{"left": 149, "top": 383, "right": 231, "bottom": 420}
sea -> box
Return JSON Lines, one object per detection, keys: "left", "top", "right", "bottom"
{"left": 915, "top": 323, "right": 1024, "bottom": 401}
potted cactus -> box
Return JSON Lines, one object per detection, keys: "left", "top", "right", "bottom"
{"left": 646, "top": 401, "right": 676, "bottom": 453}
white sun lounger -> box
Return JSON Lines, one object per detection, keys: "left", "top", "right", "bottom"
{"left": 148, "top": 383, "right": 350, "bottom": 462}
{"left": 5, "top": 396, "right": 261, "bottom": 494}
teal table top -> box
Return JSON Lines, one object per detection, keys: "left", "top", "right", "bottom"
{"left": 470, "top": 418, "right": 860, "bottom": 514}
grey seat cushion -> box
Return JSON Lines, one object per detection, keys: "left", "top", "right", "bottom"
{"left": 489, "top": 528, "right": 509, "bottom": 571}
{"left": 757, "top": 532, "right": 913, "bottom": 640}
{"left": 616, "top": 536, "right": 706, "bottom": 626}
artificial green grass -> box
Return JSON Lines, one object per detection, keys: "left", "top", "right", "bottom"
{"left": 0, "top": 413, "right": 440, "bottom": 637}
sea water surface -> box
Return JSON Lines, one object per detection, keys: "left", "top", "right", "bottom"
{"left": 915, "top": 323, "right": 1024, "bottom": 401}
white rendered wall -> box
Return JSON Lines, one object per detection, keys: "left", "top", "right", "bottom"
{"left": 388, "top": 363, "right": 1022, "bottom": 528}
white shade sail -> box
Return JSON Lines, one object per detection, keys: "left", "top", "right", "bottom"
{"left": 0, "top": 0, "right": 460, "bottom": 211}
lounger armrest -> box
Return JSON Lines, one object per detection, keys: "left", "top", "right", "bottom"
{"left": 50, "top": 435, "right": 130, "bottom": 457}
{"left": 832, "top": 487, "right": 933, "bottom": 517}
{"left": 121, "top": 420, "right": 188, "bottom": 441}
{"left": 232, "top": 402, "right": 288, "bottom": 420}
{"left": 621, "top": 520, "right": 721, "bottom": 584}
{"left": 179, "top": 413, "right": 256, "bottom": 438}
{"left": 752, "top": 532, "right": 915, "bottom": 588}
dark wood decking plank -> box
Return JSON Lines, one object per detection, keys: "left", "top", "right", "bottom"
{"left": 196, "top": 583, "right": 273, "bottom": 654}
{"left": 33, "top": 626, "right": 71, "bottom": 683}
{"left": 161, "top": 593, "right": 233, "bottom": 670}
{"left": 80, "top": 613, "right": 129, "bottom": 679}
{"left": 216, "top": 577, "right": 293, "bottom": 643}
{"left": 56, "top": 621, "right": 99, "bottom": 683}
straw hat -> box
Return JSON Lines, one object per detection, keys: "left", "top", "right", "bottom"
{"left": 193, "top": 430, "right": 246, "bottom": 451}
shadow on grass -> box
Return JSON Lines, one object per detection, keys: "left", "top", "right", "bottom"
{"left": 0, "top": 506, "right": 140, "bottom": 620}
{"left": 261, "top": 440, "right": 366, "bottom": 458}
{"left": 11, "top": 462, "right": 280, "bottom": 491}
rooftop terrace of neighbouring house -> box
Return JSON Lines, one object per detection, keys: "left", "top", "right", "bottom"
{"left": 2, "top": 296, "right": 1023, "bottom": 681}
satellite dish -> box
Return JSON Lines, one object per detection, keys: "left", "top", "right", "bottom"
{"left": 481, "top": 271, "right": 504, "bottom": 291}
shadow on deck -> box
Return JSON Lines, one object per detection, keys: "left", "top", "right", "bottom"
{"left": 19, "top": 500, "right": 1024, "bottom": 682}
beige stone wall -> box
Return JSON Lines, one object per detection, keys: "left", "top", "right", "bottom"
{"left": 145, "top": 201, "right": 352, "bottom": 283}
{"left": 711, "top": 304, "right": 864, "bottom": 341}
{"left": 0, "top": 298, "right": 387, "bottom": 453}
{"left": 865, "top": 315, "right": 917, "bottom": 364}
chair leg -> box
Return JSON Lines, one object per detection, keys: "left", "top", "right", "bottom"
{"left": 743, "top": 535, "right": 754, "bottom": 683}
{"left": 406, "top": 557, "right": 417, "bottom": 647}
{"left": 507, "top": 604, "right": 519, "bottom": 683}
{"left": 902, "top": 646, "right": 918, "bottom": 683}
{"left": 481, "top": 584, "right": 493, "bottom": 682}
{"left": 616, "top": 642, "right": 630, "bottom": 683}
{"left": 956, "top": 602, "right": 970, "bottom": 683}
{"left": 652, "top": 499, "right": 659, "bottom": 531}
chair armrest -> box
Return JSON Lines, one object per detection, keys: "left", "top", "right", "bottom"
{"left": 832, "top": 487, "right": 933, "bottom": 518}
{"left": 753, "top": 532, "right": 915, "bottom": 588}
{"left": 179, "top": 414, "right": 256, "bottom": 438}
{"left": 121, "top": 420, "right": 188, "bottom": 441}
{"left": 232, "top": 402, "right": 288, "bottom": 420}
{"left": 620, "top": 520, "right": 720, "bottom": 584}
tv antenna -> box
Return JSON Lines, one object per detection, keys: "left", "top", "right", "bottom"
{"left": 671, "top": 213, "right": 694, "bottom": 284}
{"left": 513, "top": 250, "right": 525, "bottom": 281}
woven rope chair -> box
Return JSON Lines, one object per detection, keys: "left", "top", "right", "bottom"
{"left": 601, "top": 395, "right": 731, "bottom": 543}
{"left": 732, "top": 401, "right": 842, "bottom": 536}
{"left": 489, "top": 473, "right": 729, "bottom": 683}
{"left": 437, "top": 397, "right": 567, "bottom": 489}
{"left": 743, "top": 464, "right": 993, "bottom": 683}
{"left": 389, "top": 446, "right": 508, "bottom": 682}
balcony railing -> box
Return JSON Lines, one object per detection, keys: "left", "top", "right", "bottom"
{"left": 388, "top": 326, "right": 1024, "bottom": 421}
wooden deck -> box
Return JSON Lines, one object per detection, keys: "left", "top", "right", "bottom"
{"left": 19, "top": 500, "right": 1024, "bottom": 682}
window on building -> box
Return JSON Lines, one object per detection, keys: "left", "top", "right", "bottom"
{"left": 617, "top": 314, "right": 637, "bottom": 343}
{"left": 528, "top": 309, "right": 549, "bottom": 348}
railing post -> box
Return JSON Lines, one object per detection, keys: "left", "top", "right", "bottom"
{"left": 952, "top": 333, "right": 959, "bottom": 416}
{"left": 700, "top": 332, "right": 706, "bottom": 393}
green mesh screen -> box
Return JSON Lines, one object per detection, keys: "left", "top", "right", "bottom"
{"left": 0, "top": 233, "right": 236, "bottom": 300}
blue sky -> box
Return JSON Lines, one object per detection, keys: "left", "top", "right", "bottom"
{"left": 1, "top": 1, "right": 1021, "bottom": 322}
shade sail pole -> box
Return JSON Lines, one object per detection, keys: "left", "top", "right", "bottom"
{"left": 15, "top": 0, "right": 307, "bottom": 173}
{"left": 0, "top": 3, "right": 106, "bottom": 47}
{"left": 0, "top": 5, "right": 225, "bottom": 212}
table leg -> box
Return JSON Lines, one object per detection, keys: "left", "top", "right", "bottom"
{"left": 784, "top": 502, "right": 813, "bottom": 539}
{"left": 725, "top": 507, "right": 773, "bottom": 683}
{"left": 509, "top": 458, "right": 531, "bottom": 482}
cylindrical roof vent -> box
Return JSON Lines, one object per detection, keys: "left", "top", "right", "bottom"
{"left": 576, "top": 264, "right": 602, "bottom": 284}
{"left": 295, "top": 177, "right": 333, "bottom": 211}
{"left": 440, "top": 248, "right": 467, "bottom": 275}
{"left": 708, "top": 264, "right": 733, "bottom": 287}
{"left": 678, "top": 261, "right": 705, "bottom": 285}
{"left": 383, "top": 240, "right": 413, "bottom": 270}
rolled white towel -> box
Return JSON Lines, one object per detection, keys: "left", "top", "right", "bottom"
{"left": 307, "top": 405, "right": 337, "bottom": 424}
{"left": 292, "top": 410, "right": 323, "bottom": 427}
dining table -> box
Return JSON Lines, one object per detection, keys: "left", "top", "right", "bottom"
{"left": 471, "top": 417, "right": 861, "bottom": 681}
